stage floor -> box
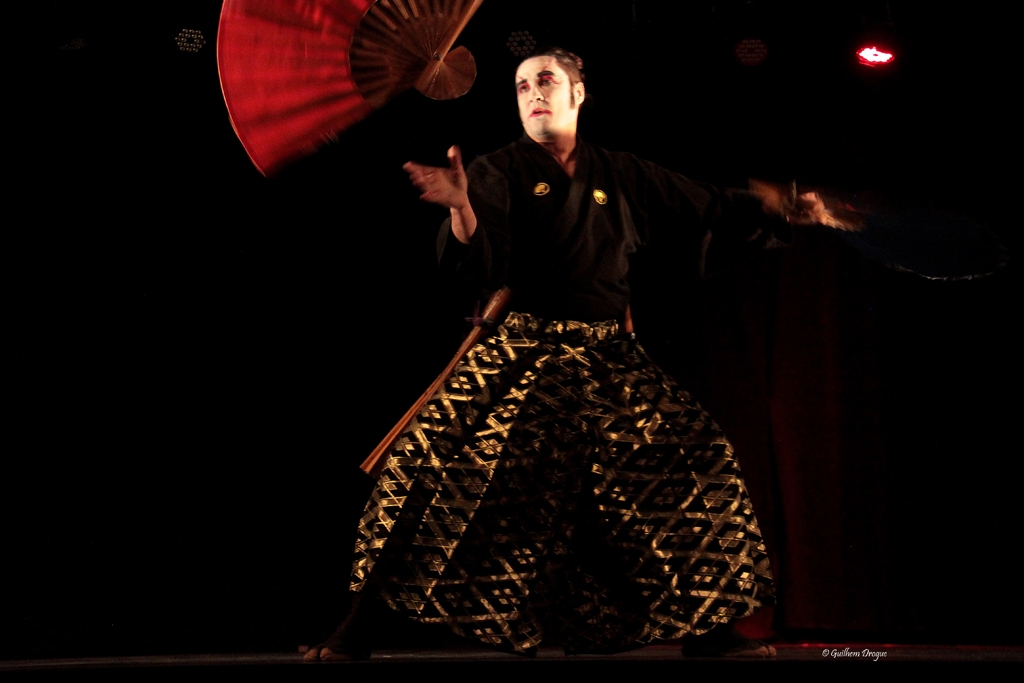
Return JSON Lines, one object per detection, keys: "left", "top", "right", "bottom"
{"left": 3, "top": 644, "right": 1022, "bottom": 671}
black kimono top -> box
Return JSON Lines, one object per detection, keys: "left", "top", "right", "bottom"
{"left": 437, "top": 136, "right": 786, "bottom": 323}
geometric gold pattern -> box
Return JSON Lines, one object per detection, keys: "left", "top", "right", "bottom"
{"left": 352, "top": 312, "right": 773, "bottom": 654}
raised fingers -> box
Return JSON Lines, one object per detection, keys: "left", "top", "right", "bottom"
{"left": 403, "top": 162, "right": 440, "bottom": 192}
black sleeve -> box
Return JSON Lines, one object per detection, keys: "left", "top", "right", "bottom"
{"left": 630, "top": 156, "right": 791, "bottom": 278}
{"left": 700, "top": 186, "right": 792, "bottom": 278}
{"left": 436, "top": 157, "right": 512, "bottom": 290}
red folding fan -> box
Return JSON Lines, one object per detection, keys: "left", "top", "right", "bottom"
{"left": 218, "top": 0, "right": 484, "bottom": 176}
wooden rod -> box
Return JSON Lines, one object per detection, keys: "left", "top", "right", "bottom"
{"left": 359, "top": 286, "right": 512, "bottom": 478}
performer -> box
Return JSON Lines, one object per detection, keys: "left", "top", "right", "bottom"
{"left": 306, "top": 48, "right": 832, "bottom": 662}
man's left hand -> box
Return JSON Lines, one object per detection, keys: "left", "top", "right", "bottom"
{"left": 750, "top": 179, "right": 860, "bottom": 231}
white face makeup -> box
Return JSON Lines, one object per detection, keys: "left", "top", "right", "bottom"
{"left": 515, "top": 56, "right": 585, "bottom": 142}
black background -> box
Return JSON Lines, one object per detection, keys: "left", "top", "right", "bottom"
{"left": 7, "top": 1, "right": 1015, "bottom": 657}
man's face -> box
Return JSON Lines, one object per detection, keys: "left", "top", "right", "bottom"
{"left": 515, "top": 56, "right": 585, "bottom": 142}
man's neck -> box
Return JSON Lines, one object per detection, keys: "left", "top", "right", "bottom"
{"left": 530, "top": 130, "right": 577, "bottom": 177}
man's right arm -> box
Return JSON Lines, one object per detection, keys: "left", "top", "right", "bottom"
{"left": 405, "top": 147, "right": 511, "bottom": 289}
{"left": 448, "top": 202, "right": 478, "bottom": 245}
{"left": 404, "top": 146, "right": 478, "bottom": 243}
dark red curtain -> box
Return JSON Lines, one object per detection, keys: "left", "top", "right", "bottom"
{"left": 654, "top": 227, "right": 1015, "bottom": 640}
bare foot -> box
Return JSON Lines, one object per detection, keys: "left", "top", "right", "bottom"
{"left": 302, "top": 591, "right": 374, "bottom": 662}
{"left": 304, "top": 646, "right": 361, "bottom": 662}
{"left": 724, "top": 641, "right": 777, "bottom": 658}
{"left": 681, "top": 625, "right": 778, "bottom": 658}
{"left": 321, "top": 647, "right": 360, "bottom": 662}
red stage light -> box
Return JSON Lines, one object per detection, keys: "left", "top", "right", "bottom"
{"left": 857, "top": 46, "right": 894, "bottom": 66}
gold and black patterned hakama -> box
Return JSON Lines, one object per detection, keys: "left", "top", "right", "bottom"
{"left": 352, "top": 312, "right": 773, "bottom": 654}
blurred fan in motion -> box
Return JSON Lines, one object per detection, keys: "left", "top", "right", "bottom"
{"left": 218, "top": 0, "right": 483, "bottom": 176}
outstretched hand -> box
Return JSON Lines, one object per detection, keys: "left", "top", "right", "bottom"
{"left": 404, "top": 146, "right": 479, "bottom": 243}
{"left": 403, "top": 146, "right": 470, "bottom": 210}
{"left": 750, "top": 179, "right": 860, "bottom": 231}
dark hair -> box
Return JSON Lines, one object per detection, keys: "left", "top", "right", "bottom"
{"left": 527, "top": 47, "right": 585, "bottom": 87}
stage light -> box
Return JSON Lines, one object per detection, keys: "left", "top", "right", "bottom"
{"left": 734, "top": 37, "right": 768, "bottom": 67}
{"left": 57, "top": 38, "right": 86, "bottom": 51}
{"left": 175, "top": 29, "right": 206, "bottom": 53}
{"left": 857, "top": 45, "right": 894, "bottom": 66}
{"left": 506, "top": 31, "right": 536, "bottom": 58}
